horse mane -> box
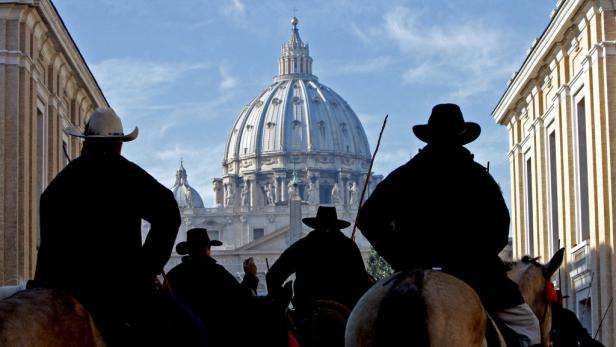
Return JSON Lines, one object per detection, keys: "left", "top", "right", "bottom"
{"left": 374, "top": 270, "right": 429, "bottom": 347}
{"left": 504, "top": 255, "right": 542, "bottom": 270}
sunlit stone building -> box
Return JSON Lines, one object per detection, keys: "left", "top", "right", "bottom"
{"left": 492, "top": 0, "right": 616, "bottom": 343}
{"left": 160, "top": 18, "right": 381, "bottom": 293}
{"left": 0, "top": 0, "right": 107, "bottom": 285}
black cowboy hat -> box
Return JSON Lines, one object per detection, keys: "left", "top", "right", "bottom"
{"left": 412, "top": 103, "right": 481, "bottom": 145}
{"left": 176, "top": 228, "right": 222, "bottom": 255}
{"left": 302, "top": 206, "right": 351, "bottom": 230}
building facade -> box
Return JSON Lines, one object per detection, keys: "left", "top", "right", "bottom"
{"left": 0, "top": 0, "right": 107, "bottom": 285}
{"left": 159, "top": 18, "right": 381, "bottom": 293}
{"left": 492, "top": 0, "right": 616, "bottom": 344}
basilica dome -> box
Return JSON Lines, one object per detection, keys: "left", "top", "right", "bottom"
{"left": 223, "top": 17, "right": 371, "bottom": 177}
{"left": 171, "top": 162, "right": 204, "bottom": 209}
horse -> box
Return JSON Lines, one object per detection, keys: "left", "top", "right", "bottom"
{"left": 258, "top": 280, "right": 356, "bottom": 347}
{"left": 345, "top": 248, "right": 565, "bottom": 347}
{"left": 289, "top": 299, "right": 352, "bottom": 347}
{"left": 0, "top": 287, "right": 106, "bottom": 346}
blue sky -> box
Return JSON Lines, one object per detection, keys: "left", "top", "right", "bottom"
{"left": 54, "top": 0, "right": 557, "bottom": 207}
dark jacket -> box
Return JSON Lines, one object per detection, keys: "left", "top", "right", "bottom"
{"left": 165, "top": 255, "right": 253, "bottom": 347}
{"left": 266, "top": 228, "right": 372, "bottom": 310}
{"left": 33, "top": 152, "right": 180, "bottom": 305}
{"left": 241, "top": 273, "right": 260, "bottom": 296}
{"left": 551, "top": 304, "right": 605, "bottom": 347}
{"left": 31, "top": 152, "right": 186, "bottom": 345}
{"left": 357, "top": 144, "right": 522, "bottom": 310}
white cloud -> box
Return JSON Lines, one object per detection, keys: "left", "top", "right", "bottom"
{"left": 90, "top": 58, "right": 210, "bottom": 115}
{"left": 336, "top": 56, "right": 396, "bottom": 74}
{"left": 219, "top": 66, "right": 238, "bottom": 90}
{"left": 380, "top": 5, "right": 513, "bottom": 100}
{"left": 224, "top": 0, "right": 246, "bottom": 15}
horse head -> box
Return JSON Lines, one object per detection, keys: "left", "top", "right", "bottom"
{"left": 507, "top": 248, "right": 565, "bottom": 347}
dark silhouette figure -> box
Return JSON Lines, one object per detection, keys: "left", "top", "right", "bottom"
{"left": 31, "top": 108, "right": 206, "bottom": 346}
{"left": 165, "top": 228, "right": 255, "bottom": 347}
{"left": 266, "top": 206, "right": 372, "bottom": 311}
{"left": 551, "top": 291, "right": 605, "bottom": 347}
{"left": 357, "top": 104, "right": 540, "bottom": 346}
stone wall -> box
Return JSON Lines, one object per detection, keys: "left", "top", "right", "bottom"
{"left": 0, "top": 0, "right": 107, "bottom": 285}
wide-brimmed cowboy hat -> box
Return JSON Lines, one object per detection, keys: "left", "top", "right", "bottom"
{"left": 412, "top": 103, "right": 480, "bottom": 145}
{"left": 176, "top": 228, "right": 222, "bottom": 255}
{"left": 64, "top": 107, "right": 138, "bottom": 142}
{"left": 302, "top": 206, "right": 351, "bottom": 229}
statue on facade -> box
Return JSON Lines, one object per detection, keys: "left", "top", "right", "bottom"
{"left": 241, "top": 184, "right": 249, "bottom": 207}
{"left": 348, "top": 181, "right": 358, "bottom": 207}
{"left": 306, "top": 182, "right": 317, "bottom": 205}
{"left": 331, "top": 183, "right": 342, "bottom": 205}
{"left": 224, "top": 185, "right": 235, "bottom": 207}
{"left": 264, "top": 183, "right": 275, "bottom": 206}
{"left": 185, "top": 187, "right": 194, "bottom": 208}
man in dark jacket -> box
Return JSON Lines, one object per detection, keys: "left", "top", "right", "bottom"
{"left": 32, "top": 108, "right": 205, "bottom": 346}
{"left": 551, "top": 291, "right": 605, "bottom": 347}
{"left": 266, "top": 206, "right": 373, "bottom": 311}
{"left": 165, "top": 228, "right": 254, "bottom": 347}
{"left": 357, "top": 104, "right": 540, "bottom": 346}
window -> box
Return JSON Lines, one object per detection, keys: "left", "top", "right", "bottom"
{"left": 253, "top": 228, "right": 264, "bottom": 241}
{"left": 548, "top": 131, "right": 559, "bottom": 254}
{"left": 574, "top": 97, "right": 590, "bottom": 242}
{"left": 319, "top": 184, "right": 332, "bottom": 204}
{"left": 577, "top": 297, "right": 592, "bottom": 333}
{"left": 62, "top": 140, "right": 70, "bottom": 168}
{"left": 36, "top": 107, "right": 48, "bottom": 248}
{"left": 525, "top": 157, "right": 534, "bottom": 256}
{"left": 37, "top": 108, "right": 47, "bottom": 195}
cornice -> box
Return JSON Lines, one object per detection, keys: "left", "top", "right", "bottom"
{"left": 492, "top": 0, "right": 587, "bottom": 125}
{"left": 33, "top": 0, "right": 108, "bottom": 108}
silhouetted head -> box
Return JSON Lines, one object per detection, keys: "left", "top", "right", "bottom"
{"left": 302, "top": 206, "right": 351, "bottom": 230}
{"left": 176, "top": 228, "right": 223, "bottom": 258}
{"left": 412, "top": 103, "right": 480, "bottom": 145}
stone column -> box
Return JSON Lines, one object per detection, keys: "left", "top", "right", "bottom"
{"left": 245, "top": 174, "right": 257, "bottom": 209}
{"left": 279, "top": 174, "right": 288, "bottom": 203}
{"left": 289, "top": 192, "right": 302, "bottom": 244}
{"left": 212, "top": 178, "right": 223, "bottom": 206}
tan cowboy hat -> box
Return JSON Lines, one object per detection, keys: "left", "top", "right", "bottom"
{"left": 302, "top": 206, "right": 351, "bottom": 229}
{"left": 412, "top": 103, "right": 480, "bottom": 145}
{"left": 64, "top": 107, "right": 138, "bottom": 142}
{"left": 176, "top": 228, "right": 222, "bottom": 255}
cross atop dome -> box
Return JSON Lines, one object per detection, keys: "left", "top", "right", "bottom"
{"left": 278, "top": 16, "right": 314, "bottom": 78}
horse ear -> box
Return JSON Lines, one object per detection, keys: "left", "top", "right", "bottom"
{"left": 543, "top": 248, "right": 565, "bottom": 279}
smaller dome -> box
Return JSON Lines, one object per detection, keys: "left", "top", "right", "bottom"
{"left": 171, "top": 161, "right": 204, "bottom": 209}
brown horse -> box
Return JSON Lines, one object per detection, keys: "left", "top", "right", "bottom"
{"left": 345, "top": 248, "right": 565, "bottom": 347}
{"left": 0, "top": 288, "right": 106, "bottom": 346}
{"left": 289, "top": 300, "right": 352, "bottom": 347}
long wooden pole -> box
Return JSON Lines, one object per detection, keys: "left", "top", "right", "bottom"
{"left": 351, "top": 114, "right": 388, "bottom": 241}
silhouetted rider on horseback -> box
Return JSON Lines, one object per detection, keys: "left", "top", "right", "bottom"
{"left": 267, "top": 206, "right": 372, "bottom": 311}
{"left": 31, "top": 108, "right": 206, "bottom": 346}
{"left": 357, "top": 104, "right": 541, "bottom": 346}
{"left": 267, "top": 206, "right": 373, "bottom": 346}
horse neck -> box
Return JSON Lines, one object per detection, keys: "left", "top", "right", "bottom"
{"left": 508, "top": 262, "right": 552, "bottom": 347}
